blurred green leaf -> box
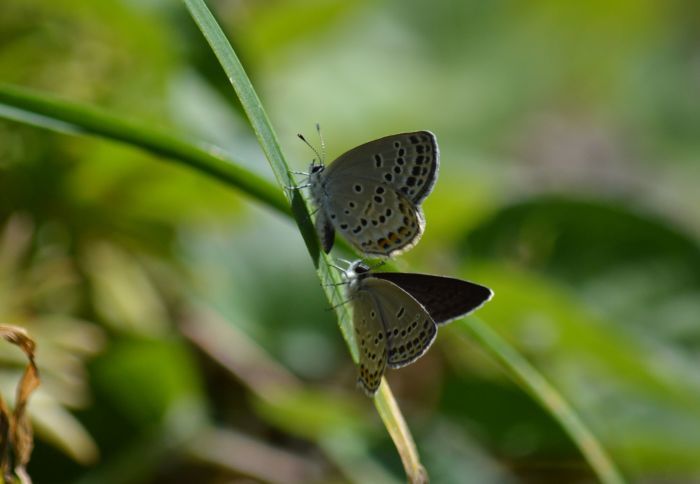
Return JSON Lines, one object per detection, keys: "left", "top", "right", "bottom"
{"left": 464, "top": 261, "right": 700, "bottom": 480}
{"left": 0, "top": 83, "right": 289, "bottom": 217}
{"left": 464, "top": 196, "right": 700, "bottom": 285}
{"left": 252, "top": 389, "right": 369, "bottom": 440}
{"left": 92, "top": 339, "right": 204, "bottom": 425}
{"left": 451, "top": 315, "right": 625, "bottom": 484}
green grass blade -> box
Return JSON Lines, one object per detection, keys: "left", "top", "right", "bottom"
{"left": 180, "top": 0, "right": 350, "bottom": 345}
{"left": 375, "top": 381, "right": 429, "bottom": 483}
{"left": 180, "top": 0, "right": 288, "bottom": 191}
{"left": 0, "top": 83, "right": 288, "bottom": 217}
{"left": 181, "top": 0, "right": 427, "bottom": 480}
{"left": 180, "top": 0, "right": 320, "bottom": 256}
{"left": 458, "top": 317, "right": 626, "bottom": 484}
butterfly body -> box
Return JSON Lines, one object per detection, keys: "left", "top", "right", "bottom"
{"left": 344, "top": 261, "right": 493, "bottom": 396}
{"left": 308, "top": 131, "right": 439, "bottom": 257}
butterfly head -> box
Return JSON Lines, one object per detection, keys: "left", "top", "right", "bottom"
{"left": 308, "top": 161, "right": 325, "bottom": 181}
{"left": 349, "top": 260, "right": 371, "bottom": 275}
{"left": 307, "top": 160, "right": 327, "bottom": 207}
{"left": 343, "top": 260, "right": 371, "bottom": 289}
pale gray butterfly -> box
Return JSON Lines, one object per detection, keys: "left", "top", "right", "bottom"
{"left": 340, "top": 260, "right": 493, "bottom": 396}
{"left": 300, "top": 131, "right": 439, "bottom": 257}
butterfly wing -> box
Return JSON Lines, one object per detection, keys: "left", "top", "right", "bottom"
{"left": 325, "top": 131, "right": 439, "bottom": 205}
{"left": 323, "top": 184, "right": 425, "bottom": 257}
{"left": 362, "top": 278, "right": 438, "bottom": 369}
{"left": 317, "top": 131, "right": 438, "bottom": 256}
{"left": 373, "top": 272, "right": 493, "bottom": 325}
{"left": 351, "top": 289, "right": 388, "bottom": 396}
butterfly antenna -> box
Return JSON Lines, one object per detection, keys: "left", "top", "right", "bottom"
{"left": 328, "top": 263, "right": 347, "bottom": 273}
{"left": 316, "top": 123, "right": 326, "bottom": 165}
{"left": 297, "top": 132, "right": 324, "bottom": 167}
{"left": 336, "top": 257, "right": 353, "bottom": 267}
{"left": 370, "top": 260, "right": 386, "bottom": 270}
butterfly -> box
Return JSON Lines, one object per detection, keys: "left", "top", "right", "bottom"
{"left": 340, "top": 260, "right": 493, "bottom": 396}
{"left": 302, "top": 131, "right": 439, "bottom": 257}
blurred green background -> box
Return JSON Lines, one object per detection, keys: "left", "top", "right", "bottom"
{"left": 1, "top": 0, "right": 699, "bottom": 482}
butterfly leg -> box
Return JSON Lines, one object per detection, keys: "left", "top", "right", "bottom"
{"left": 325, "top": 296, "right": 354, "bottom": 311}
{"left": 285, "top": 183, "right": 311, "bottom": 190}
{"left": 322, "top": 281, "right": 347, "bottom": 287}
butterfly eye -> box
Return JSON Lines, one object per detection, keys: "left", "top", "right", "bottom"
{"left": 355, "top": 263, "right": 371, "bottom": 274}
{"left": 311, "top": 165, "right": 324, "bottom": 174}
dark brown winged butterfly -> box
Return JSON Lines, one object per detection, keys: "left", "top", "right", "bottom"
{"left": 342, "top": 260, "right": 493, "bottom": 395}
